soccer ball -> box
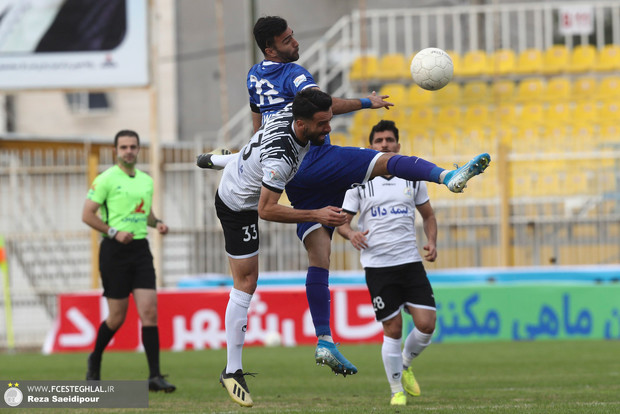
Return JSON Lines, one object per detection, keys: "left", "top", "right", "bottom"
{"left": 410, "top": 48, "right": 454, "bottom": 91}
{"left": 263, "top": 331, "right": 282, "bottom": 347}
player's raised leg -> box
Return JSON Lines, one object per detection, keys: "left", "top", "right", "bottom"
{"left": 196, "top": 148, "right": 234, "bottom": 170}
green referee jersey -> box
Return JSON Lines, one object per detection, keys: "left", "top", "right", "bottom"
{"left": 87, "top": 165, "right": 153, "bottom": 239}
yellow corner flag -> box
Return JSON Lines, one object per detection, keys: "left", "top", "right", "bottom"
{"left": 0, "top": 235, "right": 15, "bottom": 350}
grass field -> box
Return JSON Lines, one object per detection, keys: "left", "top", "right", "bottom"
{"left": 1, "top": 340, "right": 619, "bottom": 413}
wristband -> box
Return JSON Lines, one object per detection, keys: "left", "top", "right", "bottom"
{"left": 360, "top": 98, "right": 372, "bottom": 109}
{"left": 155, "top": 219, "right": 163, "bottom": 225}
{"left": 107, "top": 227, "right": 118, "bottom": 238}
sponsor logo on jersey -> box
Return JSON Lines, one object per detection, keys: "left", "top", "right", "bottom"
{"left": 404, "top": 187, "right": 413, "bottom": 198}
{"left": 268, "top": 170, "right": 280, "bottom": 181}
{"left": 293, "top": 74, "right": 307, "bottom": 87}
{"left": 134, "top": 199, "right": 146, "bottom": 213}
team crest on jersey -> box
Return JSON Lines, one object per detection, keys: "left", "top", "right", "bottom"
{"left": 403, "top": 187, "right": 413, "bottom": 198}
{"left": 268, "top": 170, "right": 280, "bottom": 181}
{"left": 293, "top": 74, "right": 307, "bottom": 87}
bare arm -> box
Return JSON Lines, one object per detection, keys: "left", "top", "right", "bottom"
{"left": 336, "top": 212, "right": 369, "bottom": 250}
{"left": 331, "top": 91, "right": 394, "bottom": 115}
{"left": 257, "top": 186, "right": 347, "bottom": 227}
{"left": 147, "top": 209, "right": 169, "bottom": 235}
{"left": 416, "top": 201, "right": 437, "bottom": 262}
{"left": 252, "top": 111, "right": 262, "bottom": 134}
{"left": 82, "top": 199, "right": 134, "bottom": 244}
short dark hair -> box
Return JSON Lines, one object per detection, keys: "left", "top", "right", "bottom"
{"left": 369, "top": 120, "right": 399, "bottom": 145}
{"left": 253, "top": 16, "right": 288, "bottom": 55}
{"left": 114, "top": 130, "right": 140, "bottom": 147}
{"left": 292, "top": 89, "right": 332, "bottom": 121}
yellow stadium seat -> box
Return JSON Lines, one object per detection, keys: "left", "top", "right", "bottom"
{"left": 568, "top": 45, "right": 597, "bottom": 73}
{"left": 572, "top": 101, "right": 598, "bottom": 126}
{"left": 520, "top": 103, "right": 544, "bottom": 126}
{"left": 351, "top": 109, "right": 381, "bottom": 129}
{"left": 349, "top": 55, "right": 380, "bottom": 81}
{"left": 444, "top": 50, "right": 462, "bottom": 76}
{"left": 595, "top": 76, "right": 620, "bottom": 101}
{"left": 433, "top": 83, "right": 461, "bottom": 106}
{"left": 378, "top": 83, "right": 408, "bottom": 108}
{"left": 571, "top": 124, "right": 595, "bottom": 152}
{"left": 515, "top": 78, "right": 546, "bottom": 103}
{"left": 432, "top": 126, "right": 460, "bottom": 153}
{"left": 379, "top": 108, "right": 409, "bottom": 128}
{"left": 407, "top": 84, "right": 434, "bottom": 108}
{"left": 495, "top": 104, "right": 518, "bottom": 126}
{"left": 409, "top": 106, "right": 435, "bottom": 130}
{"left": 513, "top": 125, "right": 541, "bottom": 153}
{"left": 515, "top": 48, "right": 544, "bottom": 74}
{"left": 572, "top": 77, "right": 598, "bottom": 101}
{"left": 348, "top": 123, "right": 368, "bottom": 147}
{"left": 460, "top": 50, "right": 490, "bottom": 76}
{"left": 544, "top": 102, "right": 572, "bottom": 126}
{"left": 599, "top": 124, "right": 620, "bottom": 146}
{"left": 462, "top": 81, "right": 490, "bottom": 104}
{"left": 598, "top": 101, "right": 620, "bottom": 125}
{"left": 329, "top": 131, "right": 349, "bottom": 146}
{"left": 460, "top": 126, "right": 488, "bottom": 154}
{"left": 436, "top": 105, "right": 462, "bottom": 128}
{"left": 491, "top": 49, "right": 516, "bottom": 75}
{"left": 595, "top": 44, "right": 620, "bottom": 72}
{"left": 544, "top": 77, "right": 572, "bottom": 102}
{"left": 542, "top": 45, "right": 570, "bottom": 74}
{"left": 463, "top": 104, "right": 491, "bottom": 127}
{"left": 491, "top": 80, "right": 516, "bottom": 103}
{"left": 377, "top": 53, "right": 410, "bottom": 81}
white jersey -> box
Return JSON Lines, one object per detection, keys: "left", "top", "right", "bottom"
{"left": 341, "top": 176, "right": 429, "bottom": 268}
{"left": 218, "top": 106, "right": 310, "bottom": 212}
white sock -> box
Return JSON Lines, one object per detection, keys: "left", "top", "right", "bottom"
{"left": 225, "top": 288, "right": 252, "bottom": 373}
{"left": 382, "top": 335, "right": 404, "bottom": 395}
{"left": 211, "top": 153, "right": 236, "bottom": 169}
{"left": 318, "top": 335, "right": 333, "bottom": 343}
{"left": 439, "top": 170, "right": 448, "bottom": 184}
{"left": 402, "top": 327, "right": 433, "bottom": 368}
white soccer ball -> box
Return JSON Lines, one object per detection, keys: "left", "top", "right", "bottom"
{"left": 410, "top": 48, "right": 454, "bottom": 91}
{"left": 263, "top": 331, "right": 282, "bottom": 347}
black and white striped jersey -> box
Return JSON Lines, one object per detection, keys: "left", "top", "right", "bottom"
{"left": 218, "top": 105, "right": 310, "bottom": 212}
{"left": 342, "top": 176, "right": 429, "bottom": 268}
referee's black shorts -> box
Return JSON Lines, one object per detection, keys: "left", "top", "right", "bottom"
{"left": 365, "top": 261, "right": 436, "bottom": 322}
{"left": 99, "top": 238, "right": 156, "bottom": 299}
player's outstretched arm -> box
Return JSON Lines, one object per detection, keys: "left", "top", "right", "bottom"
{"left": 258, "top": 187, "right": 346, "bottom": 226}
{"left": 331, "top": 91, "right": 393, "bottom": 115}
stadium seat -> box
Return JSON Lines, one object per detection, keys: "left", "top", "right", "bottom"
{"left": 572, "top": 101, "right": 598, "bottom": 126}
{"left": 444, "top": 50, "right": 462, "bottom": 76}
{"left": 515, "top": 78, "right": 546, "bottom": 103}
{"left": 459, "top": 50, "right": 490, "bottom": 76}
{"left": 349, "top": 55, "right": 380, "bottom": 81}
{"left": 407, "top": 84, "right": 434, "bottom": 108}
{"left": 377, "top": 53, "right": 410, "bottom": 81}
{"left": 409, "top": 106, "right": 435, "bottom": 130}
{"left": 572, "top": 77, "right": 598, "bottom": 101}
{"left": 433, "top": 83, "right": 461, "bottom": 106}
{"left": 544, "top": 77, "right": 571, "bottom": 102}
{"left": 491, "top": 49, "right": 516, "bottom": 75}
{"left": 378, "top": 83, "right": 408, "bottom": 108}
{"left": 595, "top": 76, "right": 620, "bottom": 101}
{"left": 568, "top": 44, "right": 597, "bottom": 73}
{"left": 595, "top": 44, "right": 620, "bottom": 72}
{"left": 329, "top": 131, "right": 349, "bottom": 146}
{"left": 598, "top": 101, "right": 620, "bottom": 125}
{"left": 460, "top": 126, "right": 488, "bottom": 154}
{"left": 462, "top": 81, "right": 490, "bottom": 104}
{"left": 463, "top": 104, "right": 491, "bottom": 127}
{"left": 520, "top": 103, "right": 544, "bottom": 126}
{"left": 491, "top": 80, "right": 516, "bottom": 103}
{"left": 495, "top": 104, "right": 518, "bottom": 126}
{"left": 515, "top": 48, "right": 544, "bottom": 74}
{"left": 542, "top": 45, "right": 570, "bottom": 74}
{"left": 351, "top": 109, "right": 381, "bottom": 130}
{"left": 435, "top": 105, "right": 462, "bottom": 128}
{"left": 432, "top": 126, "right": 460, "bottom": 153}
{"left": 571, "top": 124, "right": 595, "bottom": 152}
{"left": 513, "top": 125, "right": 541, "bottom": 153}
{"left": 544, "top": 102, "right": 572, "bottom": 126}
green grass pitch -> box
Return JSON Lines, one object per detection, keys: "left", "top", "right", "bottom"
{"left": 1, "top": 340, "right": 619, "bottom": 413}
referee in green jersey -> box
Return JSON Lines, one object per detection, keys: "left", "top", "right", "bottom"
{"left": 82, "top": 130, "right": 175, "bottom": 392}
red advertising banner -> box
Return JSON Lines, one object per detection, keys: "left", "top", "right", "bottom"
{"left": 44, "top": 287, "right": 383, "bottom": 353}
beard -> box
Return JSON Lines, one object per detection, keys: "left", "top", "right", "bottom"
{"left": 277, "top": 48, "right": 299, "bottom": 63}
{"left": 308, "top": 135, "right": 326, "bottom": 146}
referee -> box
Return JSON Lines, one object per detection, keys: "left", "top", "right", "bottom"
{"left": 82, "top": 129, "right": 175, "bottom": 392}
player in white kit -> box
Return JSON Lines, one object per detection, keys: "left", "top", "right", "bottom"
{"left": 338, "top": 120, "right": 437, "bottom": 406}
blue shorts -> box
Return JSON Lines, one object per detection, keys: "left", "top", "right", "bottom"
{"left": 285, "top": 143, "right": 381, "bottom": 241}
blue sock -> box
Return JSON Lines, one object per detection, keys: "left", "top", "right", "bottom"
{"left": 305, "top": 266, "right": 331, "bottom": 337}
{"left": 387, "top": 154, "right": 444, "bottom": 183}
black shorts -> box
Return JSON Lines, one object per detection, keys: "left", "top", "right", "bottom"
{"left": 215, "top": 191, "right": 260, "bottom": 258}
{"left": 99, "top": 238, "right": 156, "bottom": 299}
{"left": 365, "top": 261, "right": 436, "bottom": 322}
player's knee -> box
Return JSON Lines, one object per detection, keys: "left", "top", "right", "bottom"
{"left": 416, "top": 321, "right": 436, "bottom": 335}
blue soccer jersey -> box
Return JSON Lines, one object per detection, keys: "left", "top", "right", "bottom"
{"left": 247, "top": 60, "right": 318, "bottom": 124}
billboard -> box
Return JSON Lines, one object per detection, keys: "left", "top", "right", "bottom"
{"left": 0, "top": 0, "right": 148, "bottom": 90}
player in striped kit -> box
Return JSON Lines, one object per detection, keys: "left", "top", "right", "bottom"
{"left": 338, "top": 120, "right": 437, "bottom": 406}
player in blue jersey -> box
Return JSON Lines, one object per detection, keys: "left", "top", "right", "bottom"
{"left": 197, "top": 16, "right": 490, "bottom": 386}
